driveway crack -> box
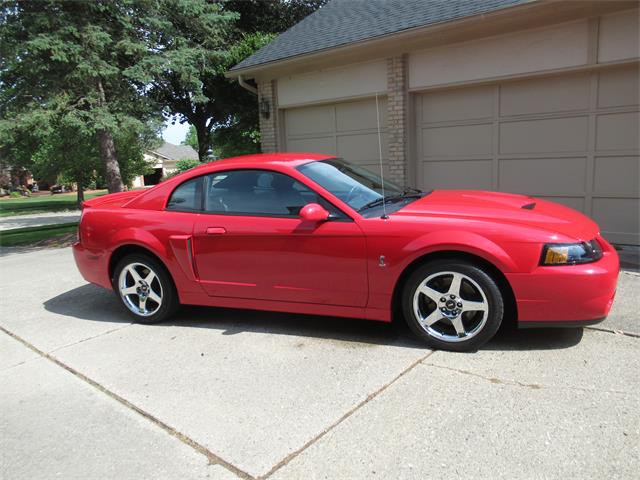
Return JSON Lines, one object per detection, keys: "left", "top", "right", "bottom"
{"left": 424, "top": 363, "right": 634, "bottom": 395}
{"left": 48, "top": 323, "right": 134, "bottom": 354}
{"left": 260, "top": 350, "right": 435, "bottom": 479}
{"left": 0, "top": 325, "right": 255, "bottom": 480}
{"left": 585, "top": 326, "right": 640, "bottom": 338}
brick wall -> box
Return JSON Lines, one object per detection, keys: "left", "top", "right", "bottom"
{"left": 386, "top": 55, "right": 408, "bottom": 185}
{"left": 258, "top": 80, "right": 278, "bottom": 153}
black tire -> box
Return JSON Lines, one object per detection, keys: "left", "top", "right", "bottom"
{"left": 112, "top": 253, "right": 179, "bottom": 324}
{"left": 401, "top": 259, "right": 503, "bottom": 352}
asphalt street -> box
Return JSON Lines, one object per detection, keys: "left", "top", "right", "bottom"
{"left": 0, "top": 247, "right": 638, "bottom": 479}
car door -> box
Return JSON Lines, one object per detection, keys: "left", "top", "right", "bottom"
{"left": 191, "top": 169, "right": 368, "bottom": 307}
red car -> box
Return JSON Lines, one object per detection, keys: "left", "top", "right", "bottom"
{"left": 73, "top": 153, "right": 619, "bottom": 351}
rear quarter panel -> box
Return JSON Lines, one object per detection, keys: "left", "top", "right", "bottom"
{"left": 80, "top": 206, "right": 204, "bottom": 297}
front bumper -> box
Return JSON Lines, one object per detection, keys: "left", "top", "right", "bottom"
{"left": 507, "top": 236, "right": 619, "bottom": 327}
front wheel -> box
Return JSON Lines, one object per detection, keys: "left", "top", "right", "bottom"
{"left": 112, "top": 254, "right": 178, "bottom": 324}
{"left": 402, "top": 259, "right": 504, "bottom": 352}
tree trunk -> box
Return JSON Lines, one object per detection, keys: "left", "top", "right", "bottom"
{"left": 195, "top": 123, "right": 210, "bottom": 162}
{"left": 97, "top": 130, "right": 124, "bottom": 193}
{"left": 76, "top": 175, "right": 85, "bottom": 206}
{"left": 96, "top": 79, "right": 124, "bottom": 193}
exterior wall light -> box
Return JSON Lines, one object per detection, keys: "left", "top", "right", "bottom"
{"left": 260, "top": 99, "right": 271, "bottom": 119}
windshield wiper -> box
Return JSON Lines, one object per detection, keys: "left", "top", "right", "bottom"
{"left": 358, "top": 191, "right": 423, "bottom": 212}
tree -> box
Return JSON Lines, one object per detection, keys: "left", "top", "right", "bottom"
{"left": 127, "top": 0, "right": 239, "bottom": 161}
{"left": 31, "top": 116, "right": 101, "bottom": 205}
{"left": 175, "top": 158, "right": 201, "bottom": 173}
{"left": 225, "top": 0, "right": 328, "bottom": 36}
{"left": 181, "top": 125, "right": 199, "bottom": 152}
{"left": 0, "top": 0, "right": 161, "bottom": 193}
{"left": 9, "top": 107, "right": 157, "bottom": 205}
{"left": 139, "top": 0, "right": 327, "bottom": 161}
{"left": 214, "top": 0, "right": 328, "bottom": 158}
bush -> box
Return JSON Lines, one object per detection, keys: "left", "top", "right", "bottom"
{"left": 10, "top": 191, "right": 21, "bottom": 198}
{"left": 175, "top": 158, "right": 201, "bottom": 173}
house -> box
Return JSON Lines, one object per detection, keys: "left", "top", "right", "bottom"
{"left": 132, "top": 141, "right": 199, "bottom": 188}
{"left": 228, "top": 0, "right": 640, "bottom": 245}
{"left": 0, "top": 161, "right": 34, "bottom": 193}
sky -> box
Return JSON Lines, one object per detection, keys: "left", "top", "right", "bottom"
{"left": 162, "top": 120, "right": 189, "bottom": 145}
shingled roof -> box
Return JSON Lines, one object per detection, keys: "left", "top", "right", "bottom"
{"left": 150, "top": 142, "right": 198, "bottom": 161}
{"left": 231, "top": 0, "right": 532, "bottom": 72}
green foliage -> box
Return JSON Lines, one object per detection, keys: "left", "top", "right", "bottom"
{"left": 208, "top": 32, "right": 273, "bottom": 159}
{"left": 163, "top": 157, "right": 202, "bottom": 180}
{"left": 0, "top": 0, "right": 327, "bottom": 195}
{"left": 112, "top": 122, "right": 161, "bottom": 187}
{"left": 4, "top": 105, "right": 157, "bottom": 203}
{"left": 182, "top": 125, "right": 199, "bottom": 152}
{"left": 225, "top": 0, "right": 328, "bottom": 37}
{"left": 0, "top": 0, "right": 163, "bottom": 193}
{"left": 175, "top": 158, "right": 201, "bottom": 173}
{"left": 145, "top": 1, "right": 326, "bottom": 160}
{"left": 126, "top": 0, "right": 240, "bottom": 161}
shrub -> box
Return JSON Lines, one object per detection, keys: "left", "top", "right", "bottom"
{"left": 175, "top": 158, "right": 201, "bottom": 173}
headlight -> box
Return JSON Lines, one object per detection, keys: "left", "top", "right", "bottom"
{"left": 541, "top": 239, "right": 603, "bottom": 266}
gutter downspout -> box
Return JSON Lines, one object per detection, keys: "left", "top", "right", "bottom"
{"left": 238, "top": 75, "right": 258, "bottom": 95}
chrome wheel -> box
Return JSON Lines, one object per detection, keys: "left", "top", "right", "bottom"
{"left": 412, "top": 271, "right": 489, "bottom": 343}
{"left": 118, "top": 262, "right": 163, "bottom": 317}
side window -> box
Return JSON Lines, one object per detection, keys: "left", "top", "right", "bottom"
{"left": 203, "top": 169, "right": 320, "bottom": 216}
{"left": 167, "top": 177, "right": 202, "bottom": 211}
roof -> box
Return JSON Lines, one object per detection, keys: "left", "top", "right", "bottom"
{"left": 231, "top": 0, "right": 532, "bottom": 72}
{"left": 150, "top": 142, "right": 199, "bottom": 161}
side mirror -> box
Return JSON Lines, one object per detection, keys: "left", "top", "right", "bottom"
{"left": 299, "top": 203, "right": 330, "bottom": 222}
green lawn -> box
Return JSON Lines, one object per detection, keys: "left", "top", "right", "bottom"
{"left": 0, "top": 222, "right": 79, "bottom": 247}
{"left": 0, "top": 190, "right": 107, "bottom": 217}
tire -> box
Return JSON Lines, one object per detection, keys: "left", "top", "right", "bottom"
{"left": 112, "top": 253, "right": 179, "bottom": 324}
{"left": 401, "top": 259, "right": 503, "bottom": 352}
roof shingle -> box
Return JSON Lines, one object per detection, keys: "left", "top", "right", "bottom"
{"left": 151, "top": 142, "right": 199, "bottom": 161}
{"left": 231, "top": 0, "right": 532, "bottom": 72}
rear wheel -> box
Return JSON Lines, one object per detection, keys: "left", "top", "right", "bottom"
{"left": 112, "top": 254, "right": 178, "bottom": 324}
{"left": 402, "top": 259, "right": 503, "bottom": 351}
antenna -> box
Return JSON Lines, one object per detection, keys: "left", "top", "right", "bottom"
{"left": 375, "top": 93, "right": 388, "bottom": 219}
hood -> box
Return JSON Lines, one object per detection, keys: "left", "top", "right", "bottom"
{"left": 395, "top": 190, "right": 599, "bottom": 241}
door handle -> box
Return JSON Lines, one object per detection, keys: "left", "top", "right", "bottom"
{"left": 206, "top": 227, "right": 226, "bottom": 235}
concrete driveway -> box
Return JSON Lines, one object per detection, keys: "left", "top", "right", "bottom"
{"left": 1, "top": 248, "right": 638, "bottom": 479}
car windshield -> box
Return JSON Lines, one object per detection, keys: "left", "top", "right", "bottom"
{"left": 297, "top": 158, "right": 406, "bottom": 211}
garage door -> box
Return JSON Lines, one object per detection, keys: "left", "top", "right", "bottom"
{"left": 415, "top": 65, "right": 639, "bottom": 245}
{"left": 284, "top": 97, "right": 390, "bottom": 178}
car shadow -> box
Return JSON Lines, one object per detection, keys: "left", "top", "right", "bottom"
{"left": 483, "top": 325, "right": 583, "bottom": 351}
{"left": 44, "top": 284, "right": 583, "bottom": 351}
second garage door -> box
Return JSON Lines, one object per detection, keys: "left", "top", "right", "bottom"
{"left": 415, "top": 65, "right": 639, "bottom": 245}
{"left": 284, "top": 97, "right": 390, "bottom": 178}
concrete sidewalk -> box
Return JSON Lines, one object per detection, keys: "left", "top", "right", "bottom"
{"left": 0, "top": 248, "right": 638, "bottom": 479}
{"left": 0, "top": 210, "right": 80, "bottom": 231}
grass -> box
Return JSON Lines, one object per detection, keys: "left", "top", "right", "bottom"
{"left": 0, "top": 222, "right": 79, "bottom": 247}
{"left": 0, "top": 190, "right": 107, "bottom": 217}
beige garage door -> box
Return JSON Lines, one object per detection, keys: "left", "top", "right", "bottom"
{"left": 284, "top": 97, "right": 390, "bottom": 178}
{"left": 416, "top": 65, "right": 640, "bottom": 245}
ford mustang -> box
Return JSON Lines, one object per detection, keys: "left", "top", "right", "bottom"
{"left": 73, "top": 153, "right": 619, "bottom": 351}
